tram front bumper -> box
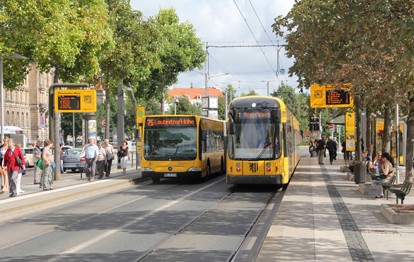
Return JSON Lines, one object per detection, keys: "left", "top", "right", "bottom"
{"left": 226, "top": 174, "right": 283, "bottom": 185}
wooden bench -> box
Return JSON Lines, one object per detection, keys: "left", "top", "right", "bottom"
{"left": 381, "top": 175, "right": 397, "bottom": 200}
{"left": 389, "top": 181, "right": 413, "bottom": 204}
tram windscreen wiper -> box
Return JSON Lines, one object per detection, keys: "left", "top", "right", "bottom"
{"left": 256, "top": 142, "right": 271, "bottom": 159}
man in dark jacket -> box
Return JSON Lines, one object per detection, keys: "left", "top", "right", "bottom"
{"left": 326, "top": 136, "right": 337, "bottom": 165}
{"left": 316, "top": 136, "right": 326, "bottom": 164}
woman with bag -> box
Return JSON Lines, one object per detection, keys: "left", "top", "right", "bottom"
{"left": 119, "top": 141, "right": 129, "bottom": 174}
{"left": 3, "top": 139, "right": 26, "bottom": 197}
{"left": 41, "top": 140, "right": 55, "bottom": 191}
{"left": 0, "top": 137, "right": 10, "bottom": 193}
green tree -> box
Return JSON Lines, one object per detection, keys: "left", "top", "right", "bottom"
{"left": 136, "top": 8, "right": 206, "bottom": 102}
{"left": 273, "top": 0, "right": 414, "bottom": 178}
{"left": 166, "top": 96, "right": 201, "bottom": 116}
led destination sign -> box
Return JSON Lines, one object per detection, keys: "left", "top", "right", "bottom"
{"left": 238, "top": 111, "right": 271, "bottom": 119}
{"left": 146, "top": 117, "right": 196, "bottom": 127}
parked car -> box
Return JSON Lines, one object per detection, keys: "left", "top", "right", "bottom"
{"left": 61, "top": 145, "right": 73, "bottom": 152}
{"left": 22, "top": 148, "right": 35, "bottom": 167}
{"left": 62, "top": 148, "right": 83, "bottom": 172}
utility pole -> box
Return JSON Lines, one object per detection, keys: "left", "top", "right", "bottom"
{"left": 117, "top": 80, "right": 125, "bottom": 152}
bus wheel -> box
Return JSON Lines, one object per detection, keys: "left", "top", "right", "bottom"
{"left": 152, "top": 177, "right": 160, "bottom": 183}
{"left": 206, "top": 163, "right": 211, "bottom": 179}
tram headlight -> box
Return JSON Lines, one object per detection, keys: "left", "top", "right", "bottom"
{"left": 236, "top": 162, "right": 241, "bottom": 172}
{"left": 266, "top": 162, "right": 271, "bottom": 172}
{"left": 142, "top": 167, "right": 154, "bottom": 172}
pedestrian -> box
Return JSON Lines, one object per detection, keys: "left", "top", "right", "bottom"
{"left": 3, "top": 139, "right": 26, "bottom": 197}
{"left": 97, "top": 142, "right": 107, "bottom": 179}
{"left": 60, "top": 143, "right": 65, "bottom": 173}
{"left": 15, "top": 143, "right": 25, "bottom": 195}
{"left": 316, "top": 135, "right": 326, "bottom": 164}
{"left": 309, "top": 139, "right": 315, "bottom": 157}
{"left": 41, "top": 139, "right": 55, "bottom": 191}
{"left": 0, "top": 137, "right": 10, "bottom": 193}
{"left": 119, "top": 140, "right": 129, "bottom": 174}
{"left": 372, "top": 152, "right": 394, "bottom": 199}
{"left": 84, "top": 137, "right": 99, "bottom": 182}
{"left": 103, "top": 139, "right": 115, "bottom": 178}
{"left": 33, "top": 140, "right": 42, "bottom": 185}
{"left": 326, "top": 136, "right": 337, "bottom": 165}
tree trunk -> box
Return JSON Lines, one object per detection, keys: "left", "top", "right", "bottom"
{"left": 52, "top": 67, "right": 61, "bottom": 181}
{"left": 405, "top": 95, "right": 414, "bottom": 181}
{"left": 117, "top": 80, "right": 125, "bottom": 145}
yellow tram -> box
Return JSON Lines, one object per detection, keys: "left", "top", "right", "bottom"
{"left": 226, "top": 96, "right": 301, "bottom": 187}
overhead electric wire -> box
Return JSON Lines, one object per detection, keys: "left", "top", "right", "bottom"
{"left": 248, "top": 0, "right": 278, "bottom": 52}
{"left": 232, "top": 0, "right": 277, "bottom": 75}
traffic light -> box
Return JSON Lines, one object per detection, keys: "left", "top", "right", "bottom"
{"left": 310, "top": 117, "right": 319, "bottom": 131}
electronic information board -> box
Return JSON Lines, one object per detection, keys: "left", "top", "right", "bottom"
{"left": 54, "top": 90, "right": 97, "bottom": 113}
{"left": 310, "top": 84, "right": 353, "bottom": 108}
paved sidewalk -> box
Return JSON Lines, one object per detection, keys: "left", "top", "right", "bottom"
{"left": 257, "top": 155, "right": 414, "bottom": 261}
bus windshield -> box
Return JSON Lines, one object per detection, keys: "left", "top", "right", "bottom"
{"left": 144, "top": 127, "right": 197, "bottom": 160}
{"left": 228, "top": 109, "right": 281, "bottom": 160}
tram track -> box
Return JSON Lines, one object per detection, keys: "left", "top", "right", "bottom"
{"left": 136, "top": 183, "right": 284, "bottom": 262}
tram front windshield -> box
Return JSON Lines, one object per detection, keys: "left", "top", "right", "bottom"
{"left": 144, "top": 127, "right": 197, "bottom": 160}
{"left": 229, "top": 109, "right": 280, "bottom": 160}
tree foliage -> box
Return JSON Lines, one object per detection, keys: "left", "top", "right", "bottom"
{"left": 273, "top": 0, "right": 414, "bottom": 178}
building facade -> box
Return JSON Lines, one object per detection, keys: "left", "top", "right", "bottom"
{"left": 3, "top": 63, "right": 52, "bottom": 145}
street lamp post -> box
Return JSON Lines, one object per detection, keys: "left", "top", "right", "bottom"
{"left": 0, "top": 54, "right": 28, "bottom": 141}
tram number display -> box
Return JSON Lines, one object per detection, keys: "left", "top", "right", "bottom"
{"left": 326, "top": 89, "right": 350, "bottom": 105}
{"left": 57, "top": 96, "right": 81, "bottom": 111}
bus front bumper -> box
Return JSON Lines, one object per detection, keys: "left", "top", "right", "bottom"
{"left": 142, "top": 171, "right": 202, "bottom": 180}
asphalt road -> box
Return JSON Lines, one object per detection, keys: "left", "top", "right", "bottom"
{"left": 0, "top": 172, "right": 283, "bottom": 262}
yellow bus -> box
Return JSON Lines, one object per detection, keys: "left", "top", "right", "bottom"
{"left": 226, "top": 96, "right": 301, "bottom": 188}
{"left": 141, "top": 115, "right": 225, "bottom": 183}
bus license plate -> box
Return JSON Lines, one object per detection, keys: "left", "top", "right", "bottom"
{"left": 164, "top": 173, "right": 177, "bottom": 177}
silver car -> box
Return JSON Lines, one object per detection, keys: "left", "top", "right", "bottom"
{"left": 62, "top": 148, "right": 84, "bottom": 172}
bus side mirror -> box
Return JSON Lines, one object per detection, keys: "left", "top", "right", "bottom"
{"left": 201, "top": 129, "right": 207, "bottom": 141}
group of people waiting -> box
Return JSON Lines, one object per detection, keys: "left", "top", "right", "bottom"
{"left": 81, "top": 138, "right": 129, "bottom": 182}
{"left": 365, "top": 151, "right": 395, "bottom": 199}
{"left": 309, "top": 136, "right": 338, "bottom": 165}
{"left": 0, "top": 137, "right": 130, "bottom": 197}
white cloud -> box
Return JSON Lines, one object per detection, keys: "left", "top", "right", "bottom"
{"left": 131, "top": 0, "right": 297, "bottom": 95}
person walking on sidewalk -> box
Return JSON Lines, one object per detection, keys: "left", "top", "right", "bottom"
{"left": 33, "top": 140, "right": 42, "bottom": 185}
{"left": 4, "top": 139, "right": 26, "bottom": 197}
{"left": 316, "top": 136, "right": 326, "bottom": 164}
{"left": 103, "top": 139, "right": 114, "bottom": 178}
{"left": 326, "top": 136, "right": 337, "bottom": 165}
{"left": 84, "top": 137, "right": 99, "bottom": 182}
{"left": 97, "top": 142, "right": 107, "bottom": 179}
{"left": 0, "top": 137, "right": 10, "bottom": 194}
{"left": 119, "top": 140, "right": 129, "bottom": 174}
{"left": 41, "top": 140, "right": 54, "bottom": 191}
{"left": 372, "top": 152, "right": 394, "bottom": 199}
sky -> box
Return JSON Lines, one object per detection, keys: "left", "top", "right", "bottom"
{"left": 130, "top": 0, "right": 296, "bottom": 96}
